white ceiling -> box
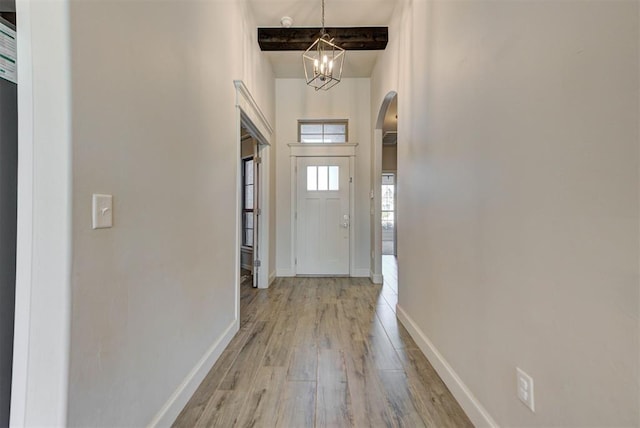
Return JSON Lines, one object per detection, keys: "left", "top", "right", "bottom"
{"left": 248, "top": 0, "right": 398, "bottom": 78}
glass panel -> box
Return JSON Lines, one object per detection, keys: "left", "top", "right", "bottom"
{"left": 301, "top": 134, "right": 324, "bottom": 143}
{"left": 245, "top": 184, "right": 254, "bottom": 209}
{"left": 245, "top": 229, "right": 253, "bottom": 247}
{"left": 245, "top": 159, "right": 254, "bottom": 185}
{"left": 300, "top": 123, "right": 323, "bottom": 134}
{"left": 323, "top": 133, "right": 346, "bottom": 143}
{"left": 329, "top": 166, "right": 339, "bottom": 190}
{"left": 381, "top": 211, "right": 395, "bottom": 230}
{"left": 324, "top": 123, "right": 346, "bottom": 134}
{"left": 382, "top": 174, "right": 394, "bottom": 185}
{"left": 244, "top": 212, "right": 253, "bottom": 229}
{"left": 382, "top": 185, "right": 394, "bottom": 211}
{"left": 300, "top": 121, "right": 348, "bottom": 143}
{"left": 318, "top": 166, "right": 328, "bottom": 191}
{"left": 307, "top": 166, "right": 317, "bottom": 191}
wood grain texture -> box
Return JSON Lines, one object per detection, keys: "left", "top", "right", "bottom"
{"left": 316, "top": 349, "right": 353, "bottom": 427}
{"left": 257, "top": 27, "right": 389, "bottom": 51}
{"left": 173, "top": 265, "right": 472, "bottom": 428}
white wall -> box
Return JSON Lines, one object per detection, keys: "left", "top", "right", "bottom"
{"left": 372, "top": 0, "right": 639, "bottom": 426}
{"left": 12, "top": 0, "right": 274, "bottom": 426}
{"left": 275, "top": 78, "right": 371, "bottom": 277}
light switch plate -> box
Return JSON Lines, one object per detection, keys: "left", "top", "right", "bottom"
{"left": 516, "top": 367, "right": 535, "bottom": 412}
{"left": 92, "top": 194, "right": 113, "bottom": 229}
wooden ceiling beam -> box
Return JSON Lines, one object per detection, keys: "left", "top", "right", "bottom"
{"left": 257, "top": 27, "right": 388, "bottom": 51}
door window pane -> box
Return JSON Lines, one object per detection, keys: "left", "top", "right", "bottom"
{"left": 307, "top": 164, "right": 341, "bottom": 192}
{"left": 307, "top": 166, "right": 317, "bottom": 191}
{"left": 382, "top": 185, "right": 394, "bottom": 211}
{"left": 242, "top": 157, "right": 255, "bottom": 248}
{"left": 381, "top": 173, "right": 395, "bottom": 255}
{"left": 329, "top": 166, "right": 339, "bottom": 190}
{"left": 382, "top": 211, "right": 394, "bottom": 229}
{"left": 244, "top": 212, "right": 253, "bottom": 229}
{"left": 245, "top": 184, "right": 254, "bottom": 209}
{"left": 245, "top": 159, "right": 254, "bottom": 184}
{"left": 318, "top": 166, "right": 328, "bottom": 191}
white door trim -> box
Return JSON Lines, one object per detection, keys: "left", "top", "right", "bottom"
{"left": 288, "top": 143, "right": 358, "bottom": 276}
{"left": 234, "top": 80, "right": 273, "bottom": 141}
{"left": 234, "top": 81, "right": 273, "bottom": 315}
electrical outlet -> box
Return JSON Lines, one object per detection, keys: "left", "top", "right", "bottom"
{"left": 516, "top": 368, "right": 535, "bottom": 412}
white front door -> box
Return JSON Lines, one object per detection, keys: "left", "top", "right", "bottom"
{"left": 296, "top": 157, "right": 350, "bottom": 275}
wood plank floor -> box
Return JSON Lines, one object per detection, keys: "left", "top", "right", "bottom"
{"left": 173, "top": 260, "right": 472, "bottom": 428}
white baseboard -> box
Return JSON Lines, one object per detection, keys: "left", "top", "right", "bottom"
{"left": 276, "top": 269, "right": 374, "bottom": 279}
{"left": 370, "top": 270, "right": 383, "bottom": 284}
{"left": 269, "top": 270, "right": 276, "bottom": 285}
{"left": 148, "top": 319, "right": 239, "bottom": 427}
{"left": 276, "top": 268, "right": 295, "bottom": 277}
{"left": 396, "top": 305, "right": 499, "bottom": 428}
{"left": 351, "top": 268, "right": 370, "bottom": 278}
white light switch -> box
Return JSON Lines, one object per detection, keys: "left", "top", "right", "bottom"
{"left": 92, "top": 194, "right": 113, "bottom": 229}
{"left": 516, "top": 367, "right": 535, "bottom": 412}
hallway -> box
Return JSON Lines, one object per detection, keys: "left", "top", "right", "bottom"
{"left": 174, "top": 273, "right": 471, "bottom": 427}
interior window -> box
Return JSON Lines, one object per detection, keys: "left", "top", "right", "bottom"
{"left": 299, "top": 120, "right": 348, "bottom": 143}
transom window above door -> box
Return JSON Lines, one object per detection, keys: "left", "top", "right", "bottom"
{"left": 298, "top": 120, "right": 348, "bottom": 143}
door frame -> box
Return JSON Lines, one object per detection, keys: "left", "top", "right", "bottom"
{"left": 234, "top": 81, "right": 273, "bottom": 297}
{"left": 288, "top": 143, "right": 358, "bottom": 276}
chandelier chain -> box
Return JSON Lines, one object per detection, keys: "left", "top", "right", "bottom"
{"left": 321, "top": 0, "right": 325, "bottom": 32}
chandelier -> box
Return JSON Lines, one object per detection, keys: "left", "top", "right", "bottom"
{"left": 302, "top": 0, "right": 345, "bottom": 91}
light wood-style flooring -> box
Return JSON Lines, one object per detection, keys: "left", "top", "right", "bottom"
{"left": 173, "top": 259, "right": 472, "bottom": 427}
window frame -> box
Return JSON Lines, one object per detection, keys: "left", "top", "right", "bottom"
{"left": 241, "top": 156, "right": 254, "bottom": 248}
{"left": 381, "top": 173, "right": 395, "bottom": 231}
{"left": 298, "top": 119, "right": 349, "bottom": 144}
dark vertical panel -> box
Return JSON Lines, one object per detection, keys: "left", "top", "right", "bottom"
{"left": 0, "top": 9, "right": 16, "bottom": 426}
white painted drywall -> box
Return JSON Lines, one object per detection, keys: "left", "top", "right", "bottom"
{"left": 275, "top": 78, "right": 371, "bottom": 276}
{"left": 372, "top": 0, "right": 639, "bottom": 425}
{"left": 59, "top": 0, "right": 275, "bottom": 425}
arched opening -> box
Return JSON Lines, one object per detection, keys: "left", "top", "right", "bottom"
{"left": 371, "top": 91, "right": 398, "bottom": 290}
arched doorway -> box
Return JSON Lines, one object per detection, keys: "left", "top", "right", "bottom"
{"left": 371, "top": 91, "right": 398, "bottom": 286}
